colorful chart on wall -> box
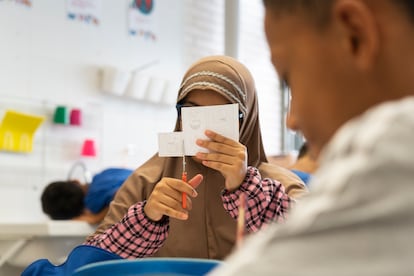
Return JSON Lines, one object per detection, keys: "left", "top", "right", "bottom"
{"left": 128, "top": 0, "right": 157, "bottom": 41}
{"left": 66, "top": 0, "right": 101, "bottom": 26}
{"left": 0, "top": 0, "right": 32, "bottom": 7}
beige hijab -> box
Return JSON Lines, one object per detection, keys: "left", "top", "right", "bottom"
{"left": 90, "top": 56, "right": 306, "bottom": 260}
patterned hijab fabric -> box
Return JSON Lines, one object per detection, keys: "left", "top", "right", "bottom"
{"left": 92, "top": 56, "right": 306, "bottom": 260}
{"left": 176, "top": 55, "right": 267, "bottom": 167}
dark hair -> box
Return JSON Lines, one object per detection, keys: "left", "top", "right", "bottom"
{"left": 262, "top": 0, "right": 334, "bottom": 27}
{"left": 395, "top": 0, "right": 414, "bottom": 22}
{"left": 297, "top": 142, "right": 309, "bottom": 159}
{"left": 41, "top": 180, "right": 85, "bottom": 220}
{"left": 263, "top": 0, "right": 414, "bottom": 27}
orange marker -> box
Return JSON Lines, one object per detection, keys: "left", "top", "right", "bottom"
{"left": 181, "top": 146, "right": 187, "bottom": 209}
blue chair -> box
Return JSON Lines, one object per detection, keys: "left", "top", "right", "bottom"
{"left": 72, "top": 257, "right": 222, "bottom": 276}
{"left": 22, "top": 245, "right": 122, "bottom": 276}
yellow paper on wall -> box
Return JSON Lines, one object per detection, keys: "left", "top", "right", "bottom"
{"left": 0, "top": 110, "right": 45, "bottom": 153}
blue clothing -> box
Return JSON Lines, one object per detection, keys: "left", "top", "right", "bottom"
{"left": 84, "top": 168, "right": 133, "bottom": 213}
{"left": 73, "top": 258, "right": 222, "bottom": 276}
{"left": 291, "top": 169, "right": 312, "bottom": 185}
{"left": 21, "top": 245, "right": 122, "bottom": 276}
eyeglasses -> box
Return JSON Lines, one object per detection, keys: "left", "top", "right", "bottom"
{"left": 176, "top": 102, "right": 244, "bottom": 121}
{"left": 175, "top": 102, "right": 198, "bottom": 118}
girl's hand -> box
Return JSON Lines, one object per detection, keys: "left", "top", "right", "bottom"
{"left": 196, "top": 130, "right": 247, "bottom": 191}
{"left": 144, "top": 174, "right": 203, "bottom": 221}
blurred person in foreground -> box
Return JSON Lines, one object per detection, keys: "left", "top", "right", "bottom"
{"left": 209, "top": 0, "right": 414, "bottom": 275}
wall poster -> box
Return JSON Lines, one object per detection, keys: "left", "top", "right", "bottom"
{"left": 0, "top": 0, "right": 32, "bottom": 8}
{"left": 66, "top": 0, "right": 101, "bottom": 26}
{"left": 128, "top": 0, "right": 157, "bottom": 41}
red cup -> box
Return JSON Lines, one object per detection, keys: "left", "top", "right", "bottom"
{"left": 81, "top": 139, "right": 96, "bottom": 157}
{"left": 70, "top": 109, "right": 82, "bottom": 126}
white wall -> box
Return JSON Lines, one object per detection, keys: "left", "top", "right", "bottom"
{"left": 0, "top": 0, "right": 285, "bottom": 223}
{"left": 0, "top": 0, "right": 186, "bottom": 221}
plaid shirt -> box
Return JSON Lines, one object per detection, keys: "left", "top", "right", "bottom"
{"left": 85, "top": 166, "right": 291, "bottom": 258}
{"left": 221, "top": 166, "right": 292, "bottom": 233}
{"left": 86, "top": 201, "right": 169, "bottom": 259}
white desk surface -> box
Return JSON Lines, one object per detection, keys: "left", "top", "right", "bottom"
{"left": 0, "top": 220, "right": 96, "bottom": 238}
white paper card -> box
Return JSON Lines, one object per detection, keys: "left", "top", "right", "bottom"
{"left": 182, "top": 103, "right": 239, "bottom": 156}
{"left": 158, "top": 104, "right": 239, "bottom": 157}
{"left": 158, "top": 132, "right": 184, "bottom": 157}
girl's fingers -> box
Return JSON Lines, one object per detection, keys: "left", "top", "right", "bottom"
{"left": 154, "top": 201, "right": 188, "bottom": 220}
{"left": 145, "top": 175, "right": 202, "bottom": 221}
{"left": 188, "top": 174, "right": 203, "bottom": 190}
{"left": 196, "top": 139, "right": 235, "bottom": 156}
{"left": 163, "top": 201, "right": 193, "bottom": 220}
{"left": 196, "top": 152, "right": 233, "bottom": 165}
{"left": 204, "top": 130, "right": 239, "bottom": 146}
{"left": 197, "top": 130, "right": 246, "bottom": 158}
{"left": 150, "top": 186, "right": 196, "bottom": 220}
{"left": 196, "top": 138, "right": 246, "bottom": 159}
{"left": 196, "top": 147, "right": 246, "bottom": 167}
{"left": 162, "top": 178, "right": 198, "bottom": 198}
{"left": 201, "top": 160, "right": 230, "bottom": 172}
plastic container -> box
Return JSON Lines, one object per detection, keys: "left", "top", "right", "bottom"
{"left": 81, "top": 139, "right": 97, "bottom": 157}
{"left": 70, "top": 108, "right": 82, "bottom": 126}
{"left": 0, "top": 110, "right": 45, "bottom": 153}
{"left": 101, "top": 66, "right": 131, "bottom": 96}
{"left": 72, "top": 257, "right": 221, "bottom": 276}
{"left": 53, "top": 106, "right": 68, "bottom": 124}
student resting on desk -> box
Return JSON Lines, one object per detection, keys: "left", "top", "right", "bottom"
{"left": 289, "top": 142, "right": 318, "bottom": 185}
{"left": 22, "top": 55, "right": 307, "bottom": 276}
{"left": 209, "top": 0, "right": 414, "bottom": 275}
{"left": 41, "top": 167, "right": 133, "bottom": 224}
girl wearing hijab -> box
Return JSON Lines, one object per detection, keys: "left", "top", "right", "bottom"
{"left": 85, "top": 55, "right": 306, "bottom": 257}
{"left": 22, "top": 56, "right": 306, "bottom": 276}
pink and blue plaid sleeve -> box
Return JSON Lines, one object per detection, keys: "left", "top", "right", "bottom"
{"left": 221, "top": 166, "right": 292, "bottom": 233}
{"left": 85, "top": 201, "right": 169, "bottom": 259}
